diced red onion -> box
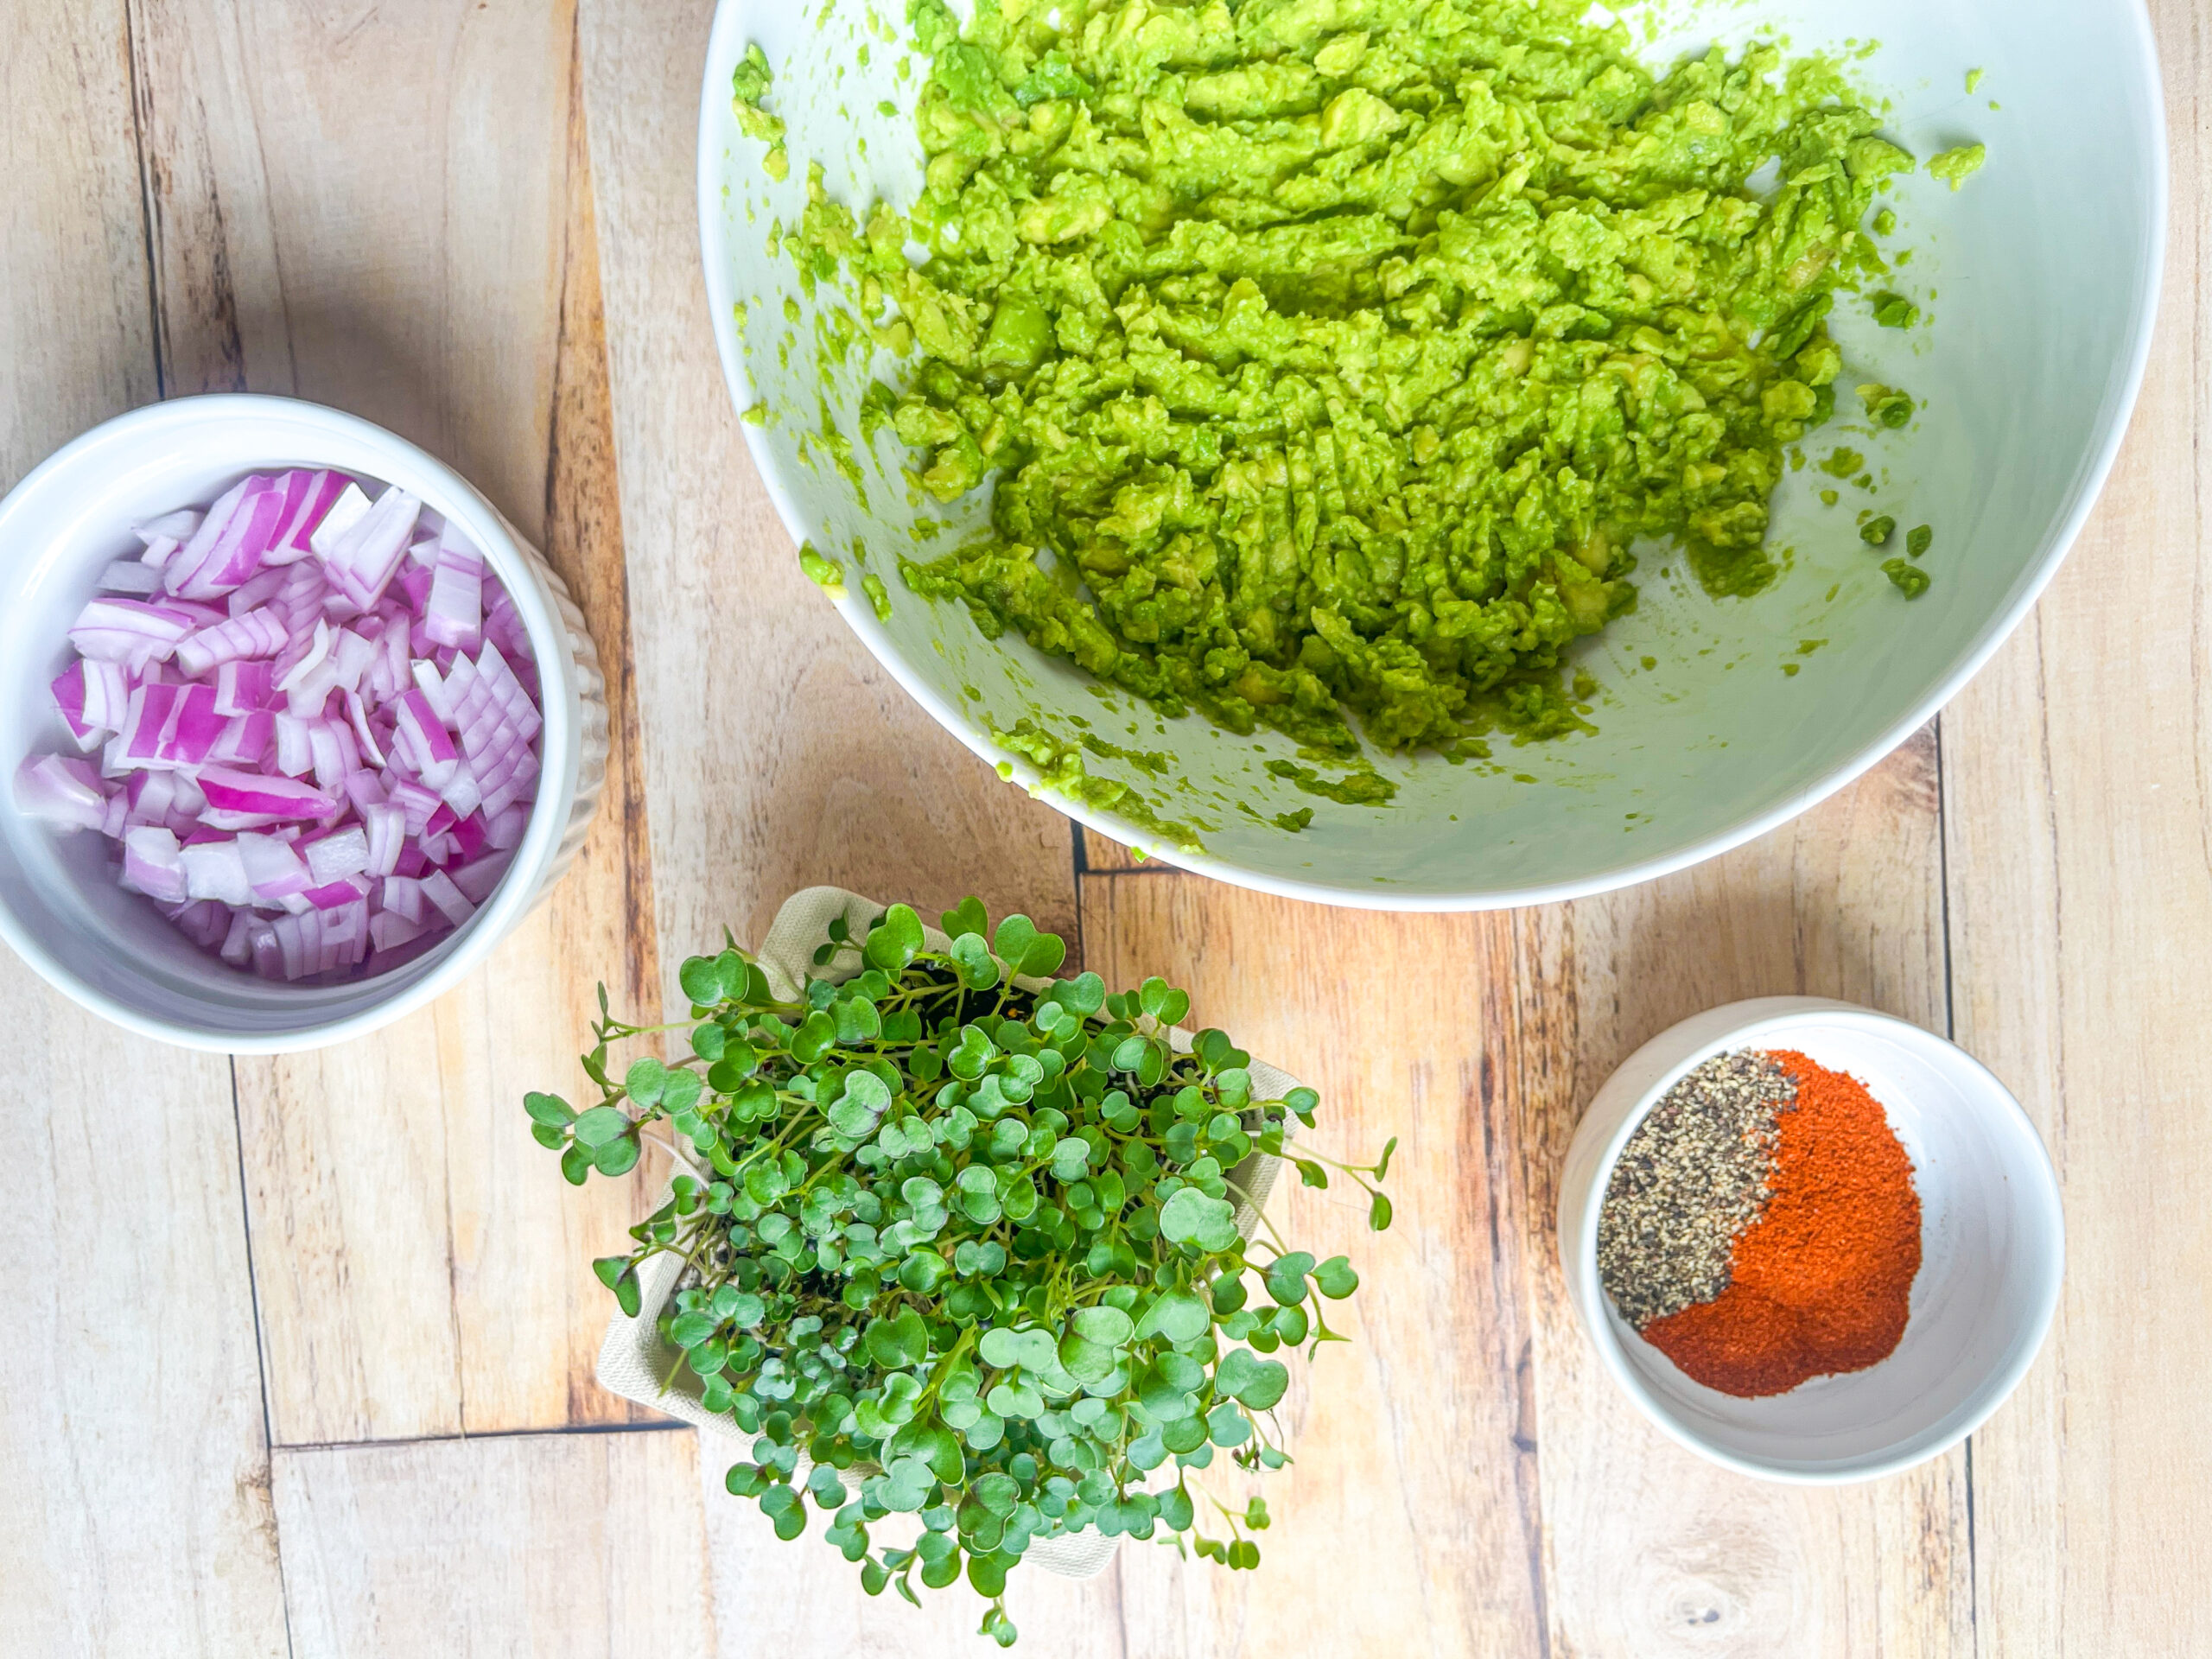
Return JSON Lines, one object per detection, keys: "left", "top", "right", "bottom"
{"left": 171, "top": 481, "right": 287, "bottom": 600}
{"left": 386, "top": 777, "right": 442, "bottom": 836}
{"left": 268, "top": 469, "right": 352, "bottom": 565}
{"left": 305, "top": 825, "right": 370, "bottom": 884}
{"left": 227, "top": 564, "right": 289, "bottom": 618}
{"left": 237, "top": 831, "right": 310, "bottom": 901}
{"left": 320, "top": 485, "right": 420, "bottom": 609}
{"left": 198, "top": 766, "right": 340, "bottom": 821}
{"left": 303, "top": 875, "right": 371, "bottom": 912}
{"left": 70, "top": 597, "right": 198, "bottom": 671}
{"left": 101, "top": 560, "right": 166, "bottom": 596}
{"left": 275, "top": 712, "right": 315, "bottom": 779}
{"left": 392, "top": 688, "right": 459, "bottom": 789}
{"left": 126, "top": 770, "right": 176, "bottom": 825}
{"left": 137, "top": 508, "right": 203, "bottom": 547}
{"left": 363, "top": 802, "right": 405, "bottom": 878}
{"left": 423, "top": 527, "right": 485, "bottom": 651}
{"left": 175, "top": 607, "right": 289, "bottom": 676}
{"left": 171, "top": 899, "right": 232, "bottom": 951}
{"left": 208, "top": 712, "right": 271, "bottom": 766}
{"left": 450, "top": 853, "right": 512, "bottom": 906}
{"left": 307, "top": 721, "right": 348, "bottom": 792}
{"left": 15, "top": 754, "right": 110, "bottom": 832}
{"left": 369, "top": 909, "right": 429, "bottom": 953}
{"left": 308, "top": 482, "right": 372, "bottom": 557}
{"left": 162, "top": 480, "right": 252, "bottom": 593}
{"left": 420, "top": 869, "right": 474, "bottom": 927}
{"left": 21, "top": 472, "right": 544, "bottom": 982}
{"left": 121, "top": 826, "right": 188, "bottom": 904}
{"left": 181, "top": 837, "right": 253, "bottom": 906}
{"left": 213, "top": 659, "right": 276, "bottom": 717}
{"left": 382, "top": 874, "right": 424, "bottom": 923}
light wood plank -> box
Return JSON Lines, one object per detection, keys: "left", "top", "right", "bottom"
{"left": 1084, "top": 880, "right": 1554, "bottom": 1659}
{"left": 1946, "top": 0, "right": 2212, "bottom": 1644}
{"left": 1060, "top": 733, "right": 1966, "bottom": 1658}
{"left": 130, "top": 0, "right": 660, "bottom": 1441}
{"left": 0, "top": 961, "right": 291, "bottom": 1659}
{"left": 273, "top": 1427, "right": 710, "bottom": 1658}
{"left": 0, "top": 10, "right": 288, "bottom": 1655}
{"left": 0, "top": 0, "right": 159, "bottom": 462}
{"left": 577, "top": 0, "right": 1078, "bottom": 1011}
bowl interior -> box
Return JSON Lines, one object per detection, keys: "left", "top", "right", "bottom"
{"left": 702, "top": 0, "right": 2163, "bottom": 906}
{"left": 1594, "top": 1014, "right": 2062, "bottom": 1478}
{"left": 0, "top": 399, "right": 565, "bottom": 1048}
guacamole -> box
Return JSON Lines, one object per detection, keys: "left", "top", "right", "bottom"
{"left": 770, "top": 0, "right": 1929, "bottom": 760}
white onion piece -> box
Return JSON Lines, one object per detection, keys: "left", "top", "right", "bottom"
{"left": 309, "top": 483, "right": 372, "bottom": 557}
{"left": 101, "top": 560, "right": 165, "bottom": 595}
{"left": 15, "top": 755, "right": 110, "bottom": 831}
{"left": 423, "top": 527, "right": 485, "bottom": 650}
{"left": 181, "top": 838, "right": 253, "bottom": 906}
{"left": 137, "top": 508, "right": 203, "bottom": 546}
{"left": 320, "top": 486, "right": 420, "bottom": 609}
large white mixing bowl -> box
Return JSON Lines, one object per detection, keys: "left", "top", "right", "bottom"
{"left": 698, "top": 0, "right": 2164, "bottom": 910}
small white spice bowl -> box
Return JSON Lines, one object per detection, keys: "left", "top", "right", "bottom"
{"left": 0, "top": 394, "right": 608, "bottom": 1053}
{"left": 1556, "top": 997, "right": 2063, "bottom": 1483}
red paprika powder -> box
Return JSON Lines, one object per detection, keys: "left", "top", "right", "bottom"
{"left": 1641, "top": 1050, "right": 1920, "bottom": 1397}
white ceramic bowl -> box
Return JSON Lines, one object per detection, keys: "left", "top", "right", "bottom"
{"left": 0, "top": 395, "right": 608, "bottom": 1052}
{"left": 1555, "top": 998, "right": 2063, "bottom": 1482}
{"left": 699, "top": 0, "right": 2165, "bottom": 909}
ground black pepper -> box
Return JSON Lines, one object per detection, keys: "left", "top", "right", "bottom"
{"left": 1597, "top": 1052, "right": 1796, "bottom": 1326}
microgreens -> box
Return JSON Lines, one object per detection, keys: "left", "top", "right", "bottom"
{"left": 529, "top": 899, "right": 1392, "bottom": 1645}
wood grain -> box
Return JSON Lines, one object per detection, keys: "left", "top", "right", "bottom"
{"left": 129, "top": 0, "right": 661, "bottom": 1441}
{"left": 577, "top": 0, "right": 1078, "bottom": 1012}
{"left": 1945, "top": 0, "right": 2212, "bottom": 1646}
{"left": 0, "top": 10, "right": 287, "bottom": 1655}
{"left": 273, "top": 1427, "right": 710, "bottom": 1659}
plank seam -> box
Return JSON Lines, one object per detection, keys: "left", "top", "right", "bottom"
{"left": 1935, "top": 713, "right": 1980, "bottom": 1657}
{"left": 270, "top": 1418, "right": 694, "bottom": 1457}
{"left": 119, "top": 0, "right": 168, "bottom": 400}
{"left": 227, "top": 1067, "right": 298, "bottom": 1659}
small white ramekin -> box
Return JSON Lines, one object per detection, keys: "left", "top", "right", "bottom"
{"left": 1557, "top": 997, "right": 2063, "bottom": 1483}
{"left": 0, "top": 394, "right": 607, "bottom": 1052}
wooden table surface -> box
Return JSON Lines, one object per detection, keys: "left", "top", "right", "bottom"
{"left": 3, "top": 3, "right": 2205, "bottom": 1654}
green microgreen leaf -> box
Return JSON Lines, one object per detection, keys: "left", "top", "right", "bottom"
{"left": 524, "top": 1091, "right": 575, "bottom": 1128}
{"left": 864, "top": 904, "right": 925, "bottom": 972}
{"left": 940, "top": 897, "right": 988, "bottom": 939}
{"left": 530, "top": 891, "right": 1388, "bottom": 1628}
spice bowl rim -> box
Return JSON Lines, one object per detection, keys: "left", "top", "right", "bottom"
{"left": 0, "top": 392, "right": 606, "bottom": 1054}
{"left": 1556, "top": 995, "right": 2064, "bottom": 1485}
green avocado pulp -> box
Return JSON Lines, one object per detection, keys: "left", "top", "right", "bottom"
{"left": 761, "top": 0, "right": 1927, "bottom": 768}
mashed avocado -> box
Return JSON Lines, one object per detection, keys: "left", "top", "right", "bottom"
{"left": 768, "top": 0, "right": 1931, "bottom": 763}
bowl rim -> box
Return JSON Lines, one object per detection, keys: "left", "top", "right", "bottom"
{"left": 0, "top": 392, "right": 581, "bottom": 1053}
{"left": 696, "top": 0, "right": 2171, "bottom": 911}
{"left": 1563, "top": 996, "right": 2065, "bottom": 1484}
